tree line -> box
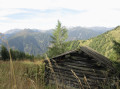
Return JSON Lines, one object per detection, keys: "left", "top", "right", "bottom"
{"left": 0, "top": 45, "right": 34, "bottom": 61}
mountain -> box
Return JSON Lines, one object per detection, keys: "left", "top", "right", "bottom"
{"left": 5, "top": 29, "right": 22, "bottom": 34}
{"left": 5, "top": 27, "right": 112, "bottom": 39}
{"left": 88, "top": 27, "right": 113, "bottom": 32}
{"left": 6, "top": 29, "right": 51, "bottom": 55}
{"left": 79, "top": 26, "right": 120, "bottom": 61}
{"left": 68, "top": 26, "right": 112, "bottom": 40}
{"left": 2, "top": 26, "right": 112, "bottom": 55}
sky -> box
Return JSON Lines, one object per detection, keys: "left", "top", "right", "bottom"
{"left": 0, "top": 0, "right": 120, "bottom": 33}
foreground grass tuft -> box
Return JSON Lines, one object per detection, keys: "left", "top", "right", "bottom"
{"left": 0, "top": 60, "right": 49, "bottom": 89}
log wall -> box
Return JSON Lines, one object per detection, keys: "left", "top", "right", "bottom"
{"left": 45, "top": 47, "right": 117, "bottom": 89}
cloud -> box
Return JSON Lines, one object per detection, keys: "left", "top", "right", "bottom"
{"left": 4, "top": 8, "right": 86, "bottom": 20}
{"left": 0, "top": 0, "right": 120, "bottom": 32}
{"left": 112, "top": 8, "right": 120, "bottom": 12}
{"left": 0, "top": 8, "right": 27, "bottom": 23}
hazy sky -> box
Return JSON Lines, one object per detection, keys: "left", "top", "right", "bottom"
{"left": 0, "top": 0, "right": 120, "bottom": 33}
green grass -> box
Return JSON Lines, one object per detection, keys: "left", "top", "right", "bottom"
{"left": 0, "top": 60, "right": 50, "bottom": 89}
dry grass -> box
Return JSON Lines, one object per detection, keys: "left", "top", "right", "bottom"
{"left": 0, "top": 60, "right": 48, "bottom": 89}
{"left": 71, "top": 69, "right": 84, "bottom": 89}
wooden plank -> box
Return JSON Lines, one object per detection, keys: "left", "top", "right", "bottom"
{"left": 49, "top": 79, "right": 102, "bottom": 89}
{"left": 62, "top": 62, "right": 106, "bottom": 70}
{"left": 50, "top": 71, "right": 107, "bottom": 82}
{"left": 52, "top": 67, "right": 106, "bottom": 78}
{"left": 51, "top": 58, "right": 106, "bottom": 69}
{"left": 80, "top": 47, "right": 115, "bottom": 70}
{"left": 51, "top": 60, "right": 96, "bottom": 68}
{"left": 51, "top": 64, "right": 106, "bottom": 74}
{"left": 49, "top": 75, "right": 103, "bottom": 87}
{"left": 53, "top": 56, "right": 95, "bottom": 62}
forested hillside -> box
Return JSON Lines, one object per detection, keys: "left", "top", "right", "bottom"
{"left": 79, "top": 26, "right": 120, "bottom": 61}
{"left": 7, "top": 29, "right": 51, "bottom": 55}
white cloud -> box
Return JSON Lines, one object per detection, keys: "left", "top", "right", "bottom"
{"left": 0, "top": 0, "right": 120, "bottom": 32}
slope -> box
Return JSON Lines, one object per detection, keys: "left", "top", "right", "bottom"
{"left": 68, "top": 26, "right": 111, "bottom": 40}
{"left": 7, "top": 29, "right": 51, "bottom": 55}
{"left": 79, "top": 26, "right": 120, "bottom": 61}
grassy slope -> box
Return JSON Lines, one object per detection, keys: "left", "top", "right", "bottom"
{"left": 78, "top": 26, "right": 120, "bottom": 61}
{"left": 0, "top": 60, "right": 47, "bottom": 89}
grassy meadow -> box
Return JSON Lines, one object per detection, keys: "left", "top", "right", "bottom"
{"left": 0, "top": 60, "right": 55, "bottom": 89}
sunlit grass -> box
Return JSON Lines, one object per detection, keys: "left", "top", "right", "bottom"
{"left": 0, "top": 60, "right": 47, "bottom": 89}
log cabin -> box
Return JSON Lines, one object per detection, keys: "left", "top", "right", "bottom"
{"left": 45, "top": 46, "right": 118, "bottom": 89}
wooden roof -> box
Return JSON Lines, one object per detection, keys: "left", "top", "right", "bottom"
{"left": 51, "top": 46, "right": 115, "bottom": 70}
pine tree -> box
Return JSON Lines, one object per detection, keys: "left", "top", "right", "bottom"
{"left": 113, "top": 40, "right": 120, "bottom": 60}
{"left": 1, "top": 45, "right": 9, "bottom": 60}
{"left": 48, "top": 21, "right": 68, "bottom": 58}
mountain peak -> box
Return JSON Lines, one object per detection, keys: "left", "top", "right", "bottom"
{"left": 5, "top": 29, "right": 22, "bottom": 34}
{"left": 5, "top": 28, "right": 44, "bottom": 35}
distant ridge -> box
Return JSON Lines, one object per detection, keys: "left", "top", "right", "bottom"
{"left": 5, "top": 29, "right": 22, "bottom": 34}
{"left": 1, "top": 26, "right": 113, "bottom": 55}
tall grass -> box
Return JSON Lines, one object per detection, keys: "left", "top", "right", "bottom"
{"left": 0, "top": 60, "right": 47, "bottom": 89}
{"left": 0, "top": 33, "right": 17, "bottom": 89}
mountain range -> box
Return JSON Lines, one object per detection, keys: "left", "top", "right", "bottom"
{"left": 1, "top": 26, "right": 113, "bottom": 55}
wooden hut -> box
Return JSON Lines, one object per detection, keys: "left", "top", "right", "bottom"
{"left": 45, "top": 46, "right": 118, "bottom": 89}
